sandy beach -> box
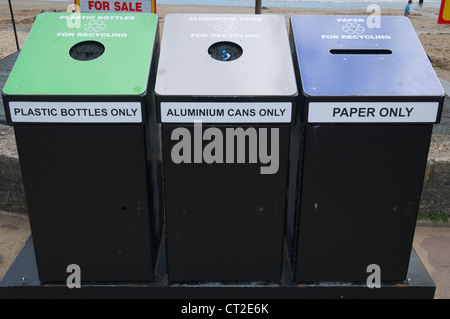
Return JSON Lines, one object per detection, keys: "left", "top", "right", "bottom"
{"left": 0, "top": 1, "right": 449, "bottom": 81}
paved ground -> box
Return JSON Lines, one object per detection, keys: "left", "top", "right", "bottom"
{"left": 0, "top": 210, "right": 29, "bottom": 282}
{"left": 0, "top": 209, "right": 448, "bottom": 298}
{"left": 413, "top": 224, "right": 450, "bottom": 299}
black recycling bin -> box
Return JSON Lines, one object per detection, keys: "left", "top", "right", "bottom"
{"left": 289, "top": 15, "right": 445, "bottom": 283}
{"left": 1, "top": 13, "right": 162, "bottom": 282}
{"left": 155, "top": 14, "right": 298, "bottom": 282}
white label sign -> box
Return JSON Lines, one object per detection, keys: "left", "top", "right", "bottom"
{"left": 308, "top": 101, "right": 439, "bottom": 123}
{"left": 9, "top": 101, "right": 142, "bottom": 123}
{"left": 161, "top": 102, "right": 292, "bottom": 123}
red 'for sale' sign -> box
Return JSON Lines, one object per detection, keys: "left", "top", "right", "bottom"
{"left": 75, "top": 0, "right": 156, "bottom": 13}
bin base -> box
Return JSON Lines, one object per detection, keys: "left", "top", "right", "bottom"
{"left": 0, "top": 236, "right": 435, "bottom": 299}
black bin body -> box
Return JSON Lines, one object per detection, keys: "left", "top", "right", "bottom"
{"left": 1, "top": 13, "right": 162, "bottom": 282}
{"left": 290, "top": 15, "right": 445, "bottom": 283}
{"left": 155, "top": 14, "right": 298, "bottom": 282}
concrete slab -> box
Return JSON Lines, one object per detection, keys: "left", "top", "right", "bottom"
{"left": 0, "top": 51, "right": 20, "bottom": 124}
{"left": 413, "top": 225, "right": 450, "bottom": 299}
{"left": 440, "top": 79, "right": 450, "bottom": 97}
{"left": 0, "top": 124, "right": 27, "bottom": 214}
{"left": 0, "top": 210, "right": 30, "bottom": 281}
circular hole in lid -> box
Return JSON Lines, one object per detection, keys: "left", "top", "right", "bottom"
{"left": 69, "top": 40, "right": 105, "bottom": 61}
{"left": 208, "top": 41, "right": 243, "bottom": 62}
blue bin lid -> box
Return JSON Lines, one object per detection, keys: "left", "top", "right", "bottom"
{"left": 291, "top": 15, "right": 444, "bottom": 97}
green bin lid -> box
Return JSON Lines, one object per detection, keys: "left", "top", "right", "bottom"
{"left": 3, "top": 12, "right": 158, "bottom": 96}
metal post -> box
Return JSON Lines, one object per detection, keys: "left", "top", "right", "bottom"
{"left": 8, "top": 0, "right": 20, "bottom": 51}
{"left": 255, "top": 0, "right": 262, "bottom": 14}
